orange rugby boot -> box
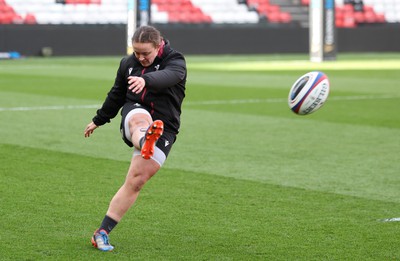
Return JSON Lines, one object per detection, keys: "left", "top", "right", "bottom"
{"left": 141, "top": 120, "right": 164, "bottom": 159}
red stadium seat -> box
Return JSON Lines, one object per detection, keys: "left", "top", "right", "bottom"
{"left": 343, "top": 14, "right": 356, "bottom": 28}
{"left": 375, "top": 13, "right": 386, "bottom": 23}
{"left": 279, "top": 12, "right": 292, "bottom": 23}
{"left": 354, "top": 12, "right": 365, "bottom": 23}
{"left": 248, "top": 0, "right": 269, "bottom": 7}
{"left": 267, "top": 11, "right": 280, "bottom": 23}
{"left": 336, "top": 18, "right": 344, "bottom": 28}
{"left": 301, "top": 0, "right": 309, "bottom": 6}
{"left": 364, "top": 11, "right": 376, "bottom": 23}
{"left": 65, "top": 0, "right": 94, "bottom": 4}
{"left": 24, "top": 13, "right": 37, "bottom": 24}
{"left": 0, "top": 4, "right": 16, "bottom": 24}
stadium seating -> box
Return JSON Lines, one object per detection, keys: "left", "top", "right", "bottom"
{"left": 152, "top": 0, "right": 259, "bottom": 24}
{"left": 190, "top": 0, "right": 259, "bottom": 24}
{"left": 0, "top": 0, "right": 399, "bottom": 25}
{"left": 1, "top": 0, "right": 127, "bottom": 24}
{"left": 337, "top": 1, "right": 386, "bottom": 27}
{"left": 363, "top": 0, "right": 400, "bottom": 23}
{"left": 151, "top": 0, "right": 212, "bottom": 24}
{"left": 301, "top": 0, "right": 392, "bottom": 27}
{"left": 247, "top": 0, "right": 293, "bottom": 24}
{"left": 0, "top": 0, "right": 19, "bottom": 24}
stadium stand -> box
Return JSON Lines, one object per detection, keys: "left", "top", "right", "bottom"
{"left": 0, "top": 0, "right": 20, "bottom": 24}
{"left": 151, "top": 0, "right": 213, "bottom": 24}
{"left": 1, "top": 0, "right": 127, "bottom": 24}
{"left": 152, "top": 0, "right": 259, "bottom": 24}
{"left": 364, "top": 0, "right": 400, "bottom": 23}
{"left": 247, "top": 0, "right": 295, "bottom": 24}
{"left": 324, "top": 0, "right": 387, "bottom": 27}
{"left": 0, "top": 0, "right": 399, "bottom": 25}
{"left": 190, "top": 0, "right": 259, "bottom": 24}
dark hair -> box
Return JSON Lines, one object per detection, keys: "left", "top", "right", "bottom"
{"left": 132, "top": 25, "right": 162, "bottom": 47}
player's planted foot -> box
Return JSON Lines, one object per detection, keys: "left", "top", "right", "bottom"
{"left": 141, "top": 120, "right": 164, "bottom": 159}
{"left": 91, "top": 229, "right": 114, "bottom": 252}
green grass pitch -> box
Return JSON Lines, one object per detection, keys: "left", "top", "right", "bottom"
{"left": 1, "top": 53, "right": 400, "bottom": 260}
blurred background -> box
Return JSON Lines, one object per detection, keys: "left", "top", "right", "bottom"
{"left": 0, "top": 0, "right": 399, "bottom": 56}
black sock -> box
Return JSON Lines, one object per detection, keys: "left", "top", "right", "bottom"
{"left": 99, "top": 215, "right": 118, "bottom": 234}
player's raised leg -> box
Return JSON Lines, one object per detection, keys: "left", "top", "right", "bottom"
{"left": 141, "top": 120, "right": 164, "bottom": 159}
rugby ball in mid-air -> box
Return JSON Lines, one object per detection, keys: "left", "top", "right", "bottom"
{"left": 288, "top": 71, "right": 330, "bottom": 115}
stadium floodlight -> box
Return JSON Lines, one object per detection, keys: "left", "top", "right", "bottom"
{"left": 309, "top": 0, "right": 337, "bottom": 62}
{"left": 127, "top": 0, "right": 151, "bottom": 55}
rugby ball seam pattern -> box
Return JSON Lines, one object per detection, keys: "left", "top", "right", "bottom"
{"left": 288, "top": 71, "right": 330, "bottom": 115}
{"left": 292, "top": 74, "right": 325, "bottom": 114}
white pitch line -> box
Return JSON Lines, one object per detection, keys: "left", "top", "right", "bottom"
{"left": 0, "top": 95, "right": 398, "bottom": 112}
{"left": 0, "top": 104, "right": 101, "bottom": 112}
{"left": 184, "top": 94, "right": 398, "bottom": 105}
{"left": 379, "top": 217, "right": 400, "bottom": 222}
{"left": 330, "top": 94, "right": 398, "bottom": 101}
{"left": 186, "top": 98, "right": 284, "bottom": 105}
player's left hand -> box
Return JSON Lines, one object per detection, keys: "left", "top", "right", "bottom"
{"left": 128, "top": 76, "right": 146, "bottom": 94}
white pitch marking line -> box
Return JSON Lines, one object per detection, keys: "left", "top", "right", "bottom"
{"left": 0, "top": 104, "right": 101, "bottom": 112}
{"left": 0, "top": 95, "right": 398, "bottom": 112}
{"left": 379, "top": 217, "right": 400, "bottom": 222}
{"left": 185, "top": 94, "right": 398, "bottom": 105}
{"left": 187, "top": 98, "right": 284, "bottom": 105}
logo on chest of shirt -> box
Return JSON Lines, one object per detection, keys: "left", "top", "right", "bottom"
{"left": 128, "top": 67, "right": 133, "bottom": 75}
{"left": 154, "top": 64, "right": 160, "bottom": 71}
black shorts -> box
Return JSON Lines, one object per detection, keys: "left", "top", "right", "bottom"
{"left": 120, "top": 102, "right": 176, "bottom": 158}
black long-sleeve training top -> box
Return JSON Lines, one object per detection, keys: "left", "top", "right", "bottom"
{"left": 92, "top": 40, "right": 187, "bottom": 135}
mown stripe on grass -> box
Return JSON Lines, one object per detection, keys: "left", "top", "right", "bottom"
{"left": 2, "top": 143, "right": 400, "bottom": 260}
{"left": 188, "top": 60, "right": 400, "bottom": 71}
{"left": 0, "top": 94, "right": 398, "bottom": 112}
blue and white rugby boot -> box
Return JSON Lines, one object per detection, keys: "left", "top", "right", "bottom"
{"left": 91, "top": 229, "right": 114, "bottom": 252}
